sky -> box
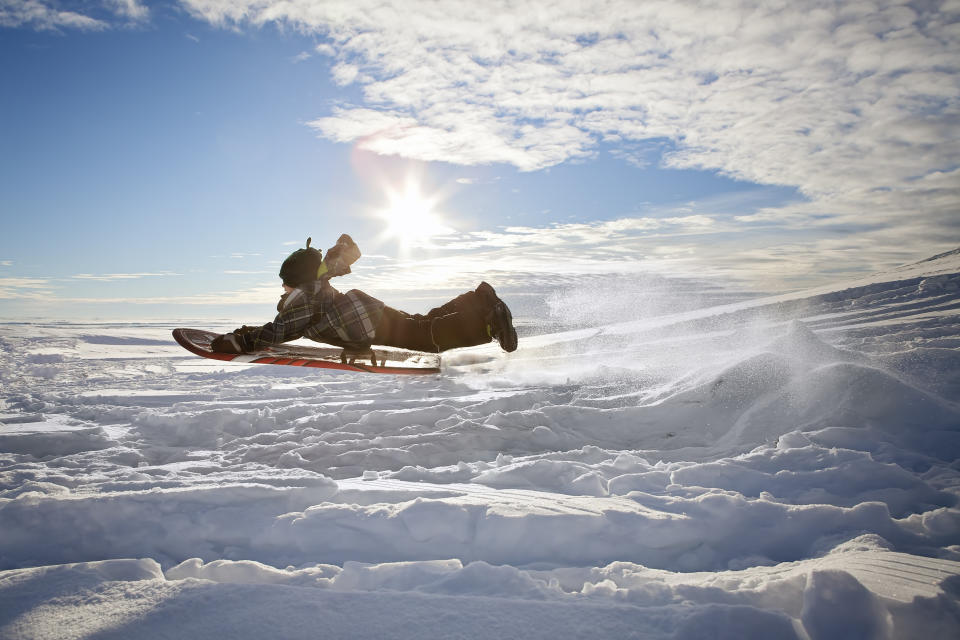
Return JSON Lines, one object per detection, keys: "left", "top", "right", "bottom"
{"left": 1, "top": 0, "right": 958, "bottom": 321}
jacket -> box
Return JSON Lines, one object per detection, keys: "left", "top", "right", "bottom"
{"left": 237, "top": 243, "right": 385, "bottom": 351}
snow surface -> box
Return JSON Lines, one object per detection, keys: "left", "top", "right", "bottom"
{"left": 2, "top": 254, "right": 960, "bottom": 639}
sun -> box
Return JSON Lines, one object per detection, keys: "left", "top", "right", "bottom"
{"left": 375, "top": 177, "right": 449, "bottom": 249}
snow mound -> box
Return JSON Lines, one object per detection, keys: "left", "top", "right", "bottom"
{"left": 3, "top": 549, "right": 958, "bottom": 640}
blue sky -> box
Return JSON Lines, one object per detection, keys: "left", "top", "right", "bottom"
{"left": 1, "top": 1, "right": 957, "bottom": 321}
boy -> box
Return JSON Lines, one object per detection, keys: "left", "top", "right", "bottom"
{"left": 211, "top": 235, "right": 518, "bottom": 355}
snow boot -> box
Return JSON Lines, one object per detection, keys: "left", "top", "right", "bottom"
{"left": 475, "top": 282, "right": 518, "bottom": 352}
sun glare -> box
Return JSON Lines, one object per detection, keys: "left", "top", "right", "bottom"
{"left": 376, "top": 178, "right": 449, "bottom": 249}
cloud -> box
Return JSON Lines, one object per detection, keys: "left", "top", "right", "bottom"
{"left": 208, "top": 252, "right": 264, "bottom": 258}
{"left": 0, "top": 277, "right": 53, "bottom": 300}
{"left": 0, "top": 0, "right": 107, "bottom": 30}
{"left": 341, "top": 192, "right": 959, "bottom": 294}
{"left": 51, "top": 283, "right": 282, "bottom": 307}
{"left": 70, "top": 272, "right": 181, "bottom": 282}
{"left": 180, "top": 0, "right": 960, "bottom": 271}
{"left": 334, "top": 213, "right": 753, "bottom": 293}
{"left": 0, "top": 0, "right": 148, "bottom": 31}
{"left": 223, "top": 269, "right": 273, "bottom": 274}
{"left": 181, "top": 1, "right": 959, "bottom": 178}
{"left": 0, "top": 260, "right": 12, "bottom": 267}
{"left": 106, "top": 0, "right": 149, "bottom": 22}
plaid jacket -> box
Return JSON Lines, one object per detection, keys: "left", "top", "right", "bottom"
{"left": 237, "top": 251, "right": 384, "bottom": 351}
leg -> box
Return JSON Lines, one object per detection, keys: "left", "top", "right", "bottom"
{"left": 424, "top": 290, "right": 484, "bottom": 319}
{"left": 373, "top": 307, "right": 432, "bottom": 352}
{"left": 374, "top": 282, "right": 517, "bottom": 353}
{"left": 374, "top": 306, "right": 491, "bottom": 352}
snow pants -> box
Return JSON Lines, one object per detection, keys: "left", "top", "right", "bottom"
{"left": 373, "top": 289, "right": 492, "bottom": 353}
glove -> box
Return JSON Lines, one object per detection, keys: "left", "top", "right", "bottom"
{"left": 211, "top": 333, "right": 246, "bottom": 354}
{"left": 233, "top": 325, "right": 261, "bottom": 336}
{"left": 325, "top": 233, "right": 361, "bottom": 268}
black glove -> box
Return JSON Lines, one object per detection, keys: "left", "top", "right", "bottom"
{"left": 211, "top": 333, "right": 246, "bottom": 354}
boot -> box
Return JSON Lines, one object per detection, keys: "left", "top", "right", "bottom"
{"left": 475, "top": 282, "right": 518, "bottom": 352}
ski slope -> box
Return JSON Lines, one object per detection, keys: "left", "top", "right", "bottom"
{"left": 1, "top": 251, "right": 959, "bottom": 639}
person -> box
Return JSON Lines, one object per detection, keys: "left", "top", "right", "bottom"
{"left": 210, "top": 234, "right": 518, "bottom": 355}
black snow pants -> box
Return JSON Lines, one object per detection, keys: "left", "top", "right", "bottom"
{"left": 373, "top": 289, "right": 492, "bottom": 353}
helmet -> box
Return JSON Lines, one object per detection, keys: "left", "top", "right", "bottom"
{"left": 279, "top": 237, "right": 323, "bottom": 287}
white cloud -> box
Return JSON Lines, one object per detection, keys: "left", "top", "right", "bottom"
{"left": 340, "top": 192, "right": 958, "bottom": 294}
{"left": 51, "top": 283, "right": 282, "bottom": 307}
{"left": 177, "top": 0, "right": 959, "bottom": 286}
{"left": 0, "top": 0, "right": 148, "bottom": 31}
{"left": 208, "top": 252, "right": 265, "bottom": 258}
{"left": 330, "top": 62, "right": 359, "bottom": 85}
{"left": 314, "top": 43, "right": 335, "bottom": 57}
{"left": 333, "top": 213, "right": 750, "bottom": 293}
{"left": 180, "top": 1, "right": 960, "bottom": 181}
{"left": 105, "top": 0, "right": 149, "bottom": 23}
{"left": 0, "top": 277, "right": 53, "bottom": 300}
{"left": 0, "top": 0, "right": 107, "bottom": 30}
{"left": 71, "top": 272, "right": 181, "bottom": 281}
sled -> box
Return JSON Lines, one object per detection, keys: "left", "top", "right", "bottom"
{"left": 172, "top": 328, "right": 441, "bottom": 375}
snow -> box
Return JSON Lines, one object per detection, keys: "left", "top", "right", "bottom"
{"left": 2, "top": 252, "right": 960, "bottom": 639}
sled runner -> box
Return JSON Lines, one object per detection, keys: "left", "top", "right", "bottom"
{"left": 172, "top": 328, "right": 441, "bottom": 375}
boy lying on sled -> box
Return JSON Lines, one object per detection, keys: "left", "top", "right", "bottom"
{"left": 210, "top": 234, "right": 518, "bottom": 355}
